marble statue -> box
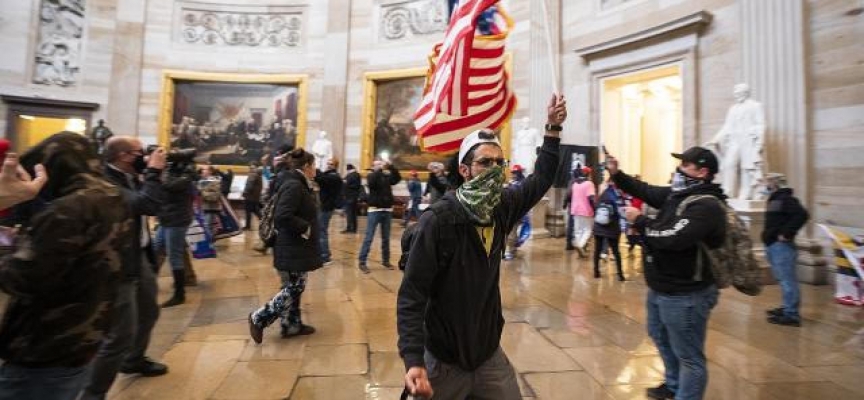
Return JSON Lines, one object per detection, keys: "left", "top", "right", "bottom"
{"left": 512, "top": 117, "right": 543, "bottom": 174}
{"left": 706, "top": 83, "right": 766, "bottom": 201}
{"left": 311, "top": 130, "right": 334, "bottom": 171}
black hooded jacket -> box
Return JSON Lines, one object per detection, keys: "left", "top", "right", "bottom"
{"left": 612, "top": 172, "right": 726, "bottom": 294}
{"left": 762, "top": 188, "right": 809, "bottom": 246}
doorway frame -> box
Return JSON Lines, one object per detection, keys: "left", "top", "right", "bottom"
{"left": 2, "top": 95, "right": 99, "bottom": 151}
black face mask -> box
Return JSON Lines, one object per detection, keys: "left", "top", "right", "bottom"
{"left": 133, "top": 154, "right": 147, "bottom": 174}
{"left": 671, "top": 168, "right": 705, "bottom": 192}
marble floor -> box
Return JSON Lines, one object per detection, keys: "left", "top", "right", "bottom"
{"left": 93, "top": 222, "right": 863, "bottom": 399}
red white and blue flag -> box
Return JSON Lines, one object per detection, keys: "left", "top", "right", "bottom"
{"left": 415, "top": 0, "right": 516, "bottom": 153}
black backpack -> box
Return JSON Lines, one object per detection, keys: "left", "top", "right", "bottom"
{"left": 398, "top": 200, "right": 459, "bottom": 271}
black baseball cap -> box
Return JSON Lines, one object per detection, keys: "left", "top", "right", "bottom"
{"left": 672, "top": 146, "right": 719, "bottom": 174}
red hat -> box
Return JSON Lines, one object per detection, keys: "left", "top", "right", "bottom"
{"left": 510, "top": 164, "right": 523, "bottom": 172}
{"left": 581, "top": 166, "right": 592, "bottom": 175}
{"left": 410, "top": 170, "right": 418, "bottom": 176}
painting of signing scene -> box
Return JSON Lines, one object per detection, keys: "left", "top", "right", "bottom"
{"left": 170, "top": 80, "right": 302, "bottom": 166}
{"left": 364, "top": 70, "right": 450, "bottom": 173}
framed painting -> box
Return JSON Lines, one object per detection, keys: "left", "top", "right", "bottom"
{"left": 360, "top": 68, "right": 512, "bottom": 178}
{"left": 158, "top": 71, "right": 308, "bottom": 171}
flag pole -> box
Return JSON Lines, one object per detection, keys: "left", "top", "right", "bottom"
{"left": 539, "top": 0, "right": 560, "bottom": 95}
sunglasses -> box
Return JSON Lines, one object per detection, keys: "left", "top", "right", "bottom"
{"left": 472, "top": 157, "right": 509, "bottom": 168}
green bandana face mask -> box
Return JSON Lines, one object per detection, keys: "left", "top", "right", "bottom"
{"left": 456, "top": 165, "right": 505, "bottom": 225}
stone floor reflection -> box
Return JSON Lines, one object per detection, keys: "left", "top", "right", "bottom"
{"left": 95, "top": 224, "right": 862, "bottom": 399}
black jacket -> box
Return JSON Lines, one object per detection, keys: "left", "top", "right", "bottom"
{"left": 366, "top": 165, "right": 402, "bottom": 208}
{"left": 762, "top": 188, "right": 809, "bottom": 246}
{"left": 273, "top": 170, "right": 323, "bottom": 272}
{"left": 592, "top": 186, "right": 624, "bottom": 238}
{"left": 397, "top": 136, "right": 560, "bottom": 372}
{"left": 315, "top": 169, "right": 344, "bottom": 212}
{"left": 343, "top": 171, "right": 362, "bottom": 201}
{"left": 613, "top": 172, "right": 726, "bottom": 294}
{"left": 157, "top": 173, "right": 194, "bottom": 228}
{"left": 104, "top": 165, "right": 165, "bottom": 279}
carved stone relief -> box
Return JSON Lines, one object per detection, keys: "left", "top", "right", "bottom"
{"left": 177, "top": 2, "right": 304, "bottom": 48}
{"left": 33, "top": 0, "right": 85, "bottom": 86}
{"left": 379, "top": 0, "right": 448, "bottom": 41}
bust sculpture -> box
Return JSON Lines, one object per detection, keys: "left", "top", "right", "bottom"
{"left": 311, "top": 130, "right": 333, "bottom": 171}
{"left": 706, "top": 83, "right": 766, "bottom": 201}
{"left": 512, "top": 117, "right": 542, "bottom": 174}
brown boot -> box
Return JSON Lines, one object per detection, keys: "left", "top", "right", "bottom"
{"left": 184, "top": 249, "right": 198, "bottom": 286}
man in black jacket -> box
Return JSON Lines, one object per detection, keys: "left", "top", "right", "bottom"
{"left": 341, "top": 164, "right": 362, "bottom": 233}
{"left": 762, "top": 173, "right": 809, "bottom": 327}
{"left": 398, "top": 94, "right": 567, "bottom": 399}
{"left": 358, "top": 160, "right": 401, "bottom": 273}
{"left": 315, "top": 159, "right": 344, "bottom": 264}
{"left": 82, "top": 137, "right": 168, "bottom": 400}
{"left": 155, "top": 163, "right": 196, "bottom": 308}
{"left": 609, "top": 146, "right": 726, "bottom": 400}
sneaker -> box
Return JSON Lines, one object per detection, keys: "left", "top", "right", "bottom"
{"left": 617, "top": 274, "right": 626, "bottom": 282}
{"left": 594, "top": 271, "right": 601, "bottom": 279}
{"left": 566, "top": 244, "right": 576, "bottom": 251}
{"left": 383, "top": 262, "right": 395, "bottom": 270}
{"left": 601, "top": 254, "right": 608, "bottom": 260}
{"left": 766, "top": 307, "right": 785, "bottom": 317}
{"left": 248, "top": 313, "right": 264, "bottom": 344}
{"left": 120, "top": 357, "right": 168, "bottom": 377}
{"left": 322, "top": 258, "right": 334, "bottom": 266}
{"left": 504, "top": 252, "right": 515, "bottom": 261}
{"left": 646, "top": 383, "right": 675, "bottom": 399}
{"left": 768, "top": 314, "right": 801, "bottom": 327}
{"left": 359, "top": 264, "right": 370, "bottom": 274}
{"left": 575, "top": 247, "right": 586, "bottom": 258}
{"left": 160, "top": 294, "right": 185, "bottom": 308}
{"left": 282, "top": 324, "right": 316, "bottom": 338}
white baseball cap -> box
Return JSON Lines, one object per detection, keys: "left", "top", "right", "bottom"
{"left": 458, "top": 129, "right": 501, "bottom": 165}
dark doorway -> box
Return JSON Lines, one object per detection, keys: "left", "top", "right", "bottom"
{"left": 2, "top": 95, "right": 99, "bottom": 152}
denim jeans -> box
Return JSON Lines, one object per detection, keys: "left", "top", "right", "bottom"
{"left": 404, "top": 198, "right": 421, "bottom": 224}
{"left": 154, "top": 226, "right": 189, "bottom": 271}
{"left": 318, "top": 210, "right": 333, "bottom": 260}
{"left": 359, "top": 211, "right": 392, "bottom": 264}
{"left": 0, "top": 363, "right": 87, "bottom": 400}
{"left": 419, "top": 347, "right": 521, "bottom": 400}
{"left": 766, "top": 242, "right": 800, "bottom": 319}
{"left": 646, "top": 285, "right": 719, "bottom": 400}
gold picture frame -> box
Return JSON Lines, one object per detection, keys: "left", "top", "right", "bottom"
{"left": 360, "top": 67, "right": 512, "bottom": 179}
{"left": 158, "top": 70, "right": 309, "bottom": 172}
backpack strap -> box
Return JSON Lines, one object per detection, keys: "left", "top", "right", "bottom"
{"left": 675, "top": 194, "right": 723, "bottom": 282}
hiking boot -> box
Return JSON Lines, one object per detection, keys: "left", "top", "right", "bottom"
{"left": 120, "top": 357, "right": 168, "bottom": 377}
{"left": 768, "top": 314, "right": 801, "bottom": 327}
{"left": 646, "top": 383, "right": 675, "bottom": 399}
{"left": 160, "top": 294, "right": 185, "bottom": 308}
{"left": 281, "top": 324, "right": 316, "bottom": 338}
{"left": 766, "top": 307, "right": 785, "bottom": 317}
{"left": 248, "top": 313, "right": 264, "bottom": 344}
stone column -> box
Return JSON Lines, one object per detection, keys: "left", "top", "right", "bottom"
{"left": 107, "top": 0, "right": 148, "bottom": 136}
{"left": 323, "top": 0, "right": 352, "bottom": 167}
{"left": 739, "top": 0, "right": 809, "bottom": 207}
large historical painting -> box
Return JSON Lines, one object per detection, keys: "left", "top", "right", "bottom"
{"left": 160, "top": 72, "right": 307, "bottom": 169}
{"left": 363, "top": 69, "right": 448, "bottom": 173}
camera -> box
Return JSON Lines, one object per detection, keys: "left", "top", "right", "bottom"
{"left": 145, "top": 145, "right": 198, "bottom": 164}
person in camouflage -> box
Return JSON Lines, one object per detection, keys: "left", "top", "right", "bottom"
{"left": 0, "top": 132, "right": 133, "bottom": 400}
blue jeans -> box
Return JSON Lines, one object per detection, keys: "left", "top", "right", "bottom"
{"left": 154, "top": 226, "right": 189, "bottom": 271}
{"left": 319, "top": 210, "right": 333, "bottom": 260}
{"left": 404, "top": 198, "right": 421, "bottom": 224}
{"left": 0, "top": 363, "right": 87, "bottom": 400}
{"left": 359, "top": 211, "right": 392, "bottom": 264}
{"left": 767, "top": 242, "right": 800, "bottom": 319}
{"left": 647, "top": 285, "right": 719, "bottom": 400}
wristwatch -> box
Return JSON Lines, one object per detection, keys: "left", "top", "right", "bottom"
{"left": 545, "top": 124, "right": 563, "bottom": 132}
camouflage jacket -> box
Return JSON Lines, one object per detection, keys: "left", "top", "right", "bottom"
{"left": 0, "top": 175, "right": 132, "bottom": 368}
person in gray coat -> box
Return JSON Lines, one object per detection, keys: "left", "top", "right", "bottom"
{"left": 248, "top": 148, "right": 322, "bottom": 343}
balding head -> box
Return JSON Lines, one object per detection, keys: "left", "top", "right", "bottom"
{"left": 104, "top": 136, "right": 142, "bottom": 163}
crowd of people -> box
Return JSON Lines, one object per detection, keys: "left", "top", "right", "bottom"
{"left": 0, "top": 91, "right": 811, "bottom": 400}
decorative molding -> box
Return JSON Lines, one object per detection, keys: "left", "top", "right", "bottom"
{"left": 575, "top": 11, "right": 713, "bottom": 60}
{"left": 175, "top": 2, "right": 305, "bottom": 48}
{"left": 378, "top": 0, "right": 448, "bottom": 41}
{"left": 1, "top": 95, "right": 99, "bottom": 110}
{"left": 32, "top": 0, "right": 85, "bottom": 87}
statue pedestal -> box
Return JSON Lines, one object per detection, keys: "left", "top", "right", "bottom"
{"left": 530, "top": 197, "right": 551, "bottom": 239}
{"left": 729, "top": 200, "right": 773, "bottom": 284}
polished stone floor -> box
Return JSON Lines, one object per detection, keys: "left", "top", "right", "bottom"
{"left": 62, "top": 220, "right": 864, "bottom": 399}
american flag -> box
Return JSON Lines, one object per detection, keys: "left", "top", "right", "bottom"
{"left": 414, "top": 0, "right": 516, "bottom": 153}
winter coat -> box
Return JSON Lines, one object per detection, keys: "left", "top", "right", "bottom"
{"left": 273, "top": 170, "right": 323, "bottom": 272}
{"left": 762, "top": 188, "right": 809, "bottom": 246}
